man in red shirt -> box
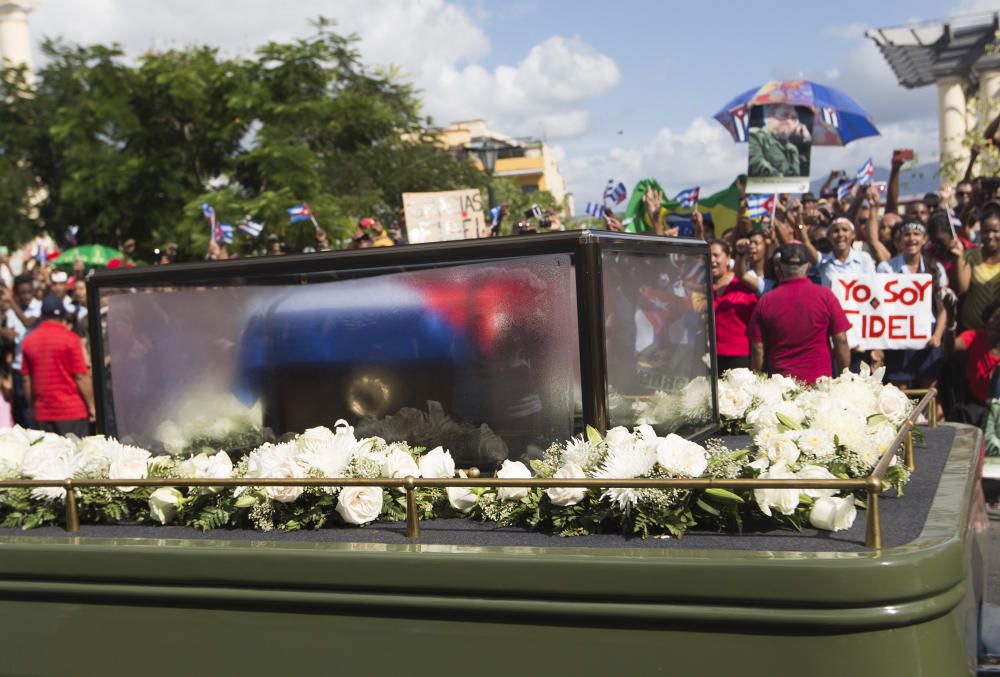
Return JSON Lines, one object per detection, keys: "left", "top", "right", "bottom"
{"left": 20, "top": 295, "right": 94, "bottom": 437}
{"left": 954, "top": 305, "right": 1000, "bottom": 404}
{"left": 748, "top": 243, "right": 851, "bottom": 383}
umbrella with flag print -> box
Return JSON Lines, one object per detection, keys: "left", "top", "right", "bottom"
{"left": 714, "top": 80, "right": 879, "bottom": 147}
{"left": 53, "top": 244, "right": 125, "bottom": 272}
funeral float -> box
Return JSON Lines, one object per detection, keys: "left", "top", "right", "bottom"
{"left": 0, "top": 231, "right": 987, "bottom": 676}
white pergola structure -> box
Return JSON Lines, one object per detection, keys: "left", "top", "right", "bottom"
{"left": 868, "top": 12, "right": 1000, "bottom": 173}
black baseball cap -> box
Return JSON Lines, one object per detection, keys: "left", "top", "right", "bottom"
{"left": 801, "top": 192, "right": 817, "bottom": 203}
{"left": 776, "top": 242, "right": 809, "bottom": 266}
{"left": 41, "top": 294, "right": 66, "bottom": 319}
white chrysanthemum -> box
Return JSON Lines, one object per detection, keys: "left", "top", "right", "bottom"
{"left": 560, "top": 437, "right": 601, "bottom": 471}
{"left": 826, "top": 379, "right": 879, "bottom": 418}
{"left": 796, "top": 429, "right": 836, "bottom": 459}
{"left": 0, "top": 431, "right": 29, "bottom": 479}
{"left": 22, "top": 434, "right": 77, "bottom": 481}
{"left": 811, "top": 401, "right": 868, "bottom": 452}
{"left": 243, "top": 442, "right": 306, "bottom": 503}
{"left": 295, "top": 422, "right": 359, "bottom": 478}
{"left": 596, "top": 431, "right": 657, "bottom": 511}
{"left": 680, "top": 377, "right": 712, "bottom": 422}
{"left": 857, "top": 422, "right": 898, "bottom": 468}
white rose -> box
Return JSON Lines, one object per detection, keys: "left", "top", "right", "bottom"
{"left": 655, "top": 434, "right": 708, "bottom": 477}
{"left": 179, "top": 451, "right": 233, "bottom": 494}
{"left": 754, "top": 464, "right": 801, "bottom": 517}
{"left": 417, "top": 446, "right": 455, "bottom": 479}
{"left": 107, "top": 446, "right": 151, "bottom": 492}
{"left": 717, "top": 381, "right": 753, "bottom": 419}
{"left": 604, "top": 426, "right": 634, "bottom": 450}
{"left": 795, "top": 464, "right": 838, "bottom": 499}
{"left": 724, "top": 368, "right": 759, "bottom": 388}
{"left": 877, "top": 385, "right": 911, "bottom": 425}
{"left": 243, "top": 442, "right": 305, "bottom": 503}
{"left": 148, "top": 487, "right": 183, "bottom": 525}
{"left": 827, "top": 380, "right": 878, "bottom": 417}
{"left": 383, "top": 447, "right": 420, "bottom": 493}
{"left": 764, "top": 433, "right": 800, "bottom": 466}
{"left": 545, "top": 462, "right": 587, "bottom": 507}
{"left": 26, "top": 457, "right": 75, "bottom": 502}
{"left": 497, "top": 459, "right": 532, "bottom": 501}
{"left": 335, "top": 486, "right": 384, "bottom": 525}
{"left": 448, "top": 486, "right": 479, "bottom": 514}
{"left": 809, "top": 494, "right": 857, "bottom": 531}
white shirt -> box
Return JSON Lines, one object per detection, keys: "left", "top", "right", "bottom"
{"left": 5, "top": 298, "right": 41, "bottom": 370}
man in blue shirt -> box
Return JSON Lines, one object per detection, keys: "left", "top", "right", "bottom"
{"left": 488, "top": 204, "right": 509, "bottom": 237}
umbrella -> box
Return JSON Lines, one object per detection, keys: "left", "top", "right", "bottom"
{"left": 53, "top": 244, "right": 125, "bottom": 271}
{"left": 714, "top": 80, "right": 879, "bottom": 146}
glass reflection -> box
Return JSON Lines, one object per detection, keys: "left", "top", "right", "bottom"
{"left": 602, "top": 249, "right": 715, "bottom": 435}
{"left": 101, "top": 256, "right": 582, "bottom": 468}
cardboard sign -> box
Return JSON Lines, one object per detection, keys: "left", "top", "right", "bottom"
{"left": 832, "top": 274, "right": 933, "bottom": 350}
{"left": 402, "top": 189, "right": 487, "bottom": 244}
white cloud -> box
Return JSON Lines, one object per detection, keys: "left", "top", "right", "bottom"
{"left": 825, "top": 23, "right": 869, "bottom": 39}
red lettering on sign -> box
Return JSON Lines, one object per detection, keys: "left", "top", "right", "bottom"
{"left": 909, "top": 316, "right": 928, "bottom": 340}
{"left": 888, "top": 315, "right": 906, "bottom": 339}
{"left": 868, "top": 315, "right": 885, "bottom": 337}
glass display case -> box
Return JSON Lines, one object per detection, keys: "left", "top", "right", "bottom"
{"left": 88, "top": 231, "right": 718, "bottom": 467}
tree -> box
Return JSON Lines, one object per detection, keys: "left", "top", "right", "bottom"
{"left": 0, "top": 20, "right": 484, "bottom": 257}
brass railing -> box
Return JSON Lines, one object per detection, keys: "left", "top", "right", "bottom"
{"left": 0, "top": 389, "right": 936, "bottom": 549}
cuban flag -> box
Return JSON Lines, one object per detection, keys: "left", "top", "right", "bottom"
{"left": 238, "top": 220, "right": 264, "bottom": 238}
{"left": 747, "top": 194, "right": 776, "bottom": 220}
{"left": 214, "top": 222, "right": 234, "bottom": 244}
{"left": 673, "top": 187, "right": 700, "bottom": 209}
{"left": 821, "top": 107, "right": 840, "bottom": 129}
{"left": 201, "top": 202, "right": 216, "bottom": 228}
{"left": 602, "top": 179, "right": 615, "bottom": 202}
{"left": 65, "top": 225, "right": 79, "bottom": 246}
{"left": 610, "top": 181, "right": 627, "bottom": 204}
{"left": 730, "top": 104, "right": 750, "bottom": 142}
{"left": 287, "top": 203, "right": 314, "bottom": 223}
{"left": 585, "top": 202, "right": 605, "bottom": 218}
{"left": 837, "top": 180, "right": 856, "bottom": 203}
{"left": 855, "top": 158, "right": 874, "bottom": 187}
{"left": 947, "top": 207, "right": 962, "bottom": 238}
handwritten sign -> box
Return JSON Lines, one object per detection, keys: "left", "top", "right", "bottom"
{"left": 832, "top": 274, "right": 933, "bottom": 350}
{"left": 402, "top": 189, "right": 487, "bottom": 244}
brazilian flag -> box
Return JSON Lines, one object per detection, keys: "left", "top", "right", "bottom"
{"left": 622, "top": 176, "right": 743, "bottom": 235}
{"left": 698, "top": 177, "right": 743, "bottom": 233}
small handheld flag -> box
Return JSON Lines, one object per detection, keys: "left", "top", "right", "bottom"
{"left": 287, "top": 203, "right": 314, "bottom": 223}
{"left": 673, "top": 187, "right": 700, "bottom": 210}
{"left": 214, "top": 222, "right": 234, "bottom": 244}
{"left": 855, "top": 158, "right": 874, "bottom": 187}
{"left": 65, "top": 225, "right": 79, "bottom": 246}
{"left": 747, "top": 194, "right": 776, "bottom": 220}
{"left": 610, "top": 181, "right": 627, "bottom": 204}
{"left": 837, "top": 180, "right": 856, "bottom": 203}
{"left": 238, "top": 220, "right": 264, "bottom": 238}
{"left": 585, "top": 202, "right": 606, "bottom": 218}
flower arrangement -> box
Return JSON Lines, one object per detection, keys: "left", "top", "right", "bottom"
{"left": 0, "top": 368, "right": 914, "bottom": 538}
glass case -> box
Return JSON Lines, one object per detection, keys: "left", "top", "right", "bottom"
{"left": 89, "top": 231, "right": 718, "bottom": 468}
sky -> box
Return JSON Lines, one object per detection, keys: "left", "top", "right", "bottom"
{"left": 20, "top": 0, "right": 1000, "bottom": 208}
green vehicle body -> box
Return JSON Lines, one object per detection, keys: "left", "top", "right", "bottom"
{"left": 0, "top": 424, "right": 985, "bottom": 676}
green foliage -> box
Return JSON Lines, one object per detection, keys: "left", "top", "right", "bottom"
{"left": 0, "top": 19, "right": 482, "bottom": 255}
{"left": 487, "top": 177, "right": 558, "bottom": 234}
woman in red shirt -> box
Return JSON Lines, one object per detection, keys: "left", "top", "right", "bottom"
{"left": 954, "top": 304, "right": 1000, "bottom": 405}
{"left": 711, "top": 240, "right": 757, "bottom": 374}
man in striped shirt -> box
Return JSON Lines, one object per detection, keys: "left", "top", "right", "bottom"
{"left": 20, "top": 295, "right": 94, "bottom": 437}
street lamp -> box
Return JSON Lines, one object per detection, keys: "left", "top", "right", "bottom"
{"left": 468, "top": 138, "right": 504, "bottom": 210}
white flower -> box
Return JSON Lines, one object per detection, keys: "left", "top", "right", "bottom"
{"left": 680, "top": 376, "right": 712, "bottom": 421}
{"left": 723, "top": 368, "right": 760, "bottom": 388}
{"left": 877, "top": 385, "right": 911, "bottom": 425}
{"left": 604, "top": 426, "right": 634, "bottom": 450}
{"left": 417, "top": 446, "right": 455, "bottom": 479}
{"left": 717, "top": 381, "right": 753, "bottom": 419}
{"left": 655, "top": 434, "right": 708, "bottom": 477}
{"left": 335, "top": 486, "right": 384, "bottom": 525}
{"left": 857, "top": 422, "right": 898, "bottom": 468}
{"left": 447, "top": 470, "right": 479, "bottom": 513}
{"left": 383, "top": 447, "right": 420, "bottom": 479}
{"left": 243, "top": 442, "right": 305, "bottom": 503}
{"left": 596, "top": 430, "right": 657, "bottom": 511}
{"left": 560, "top": 437, "right": 600, "bottom": 470}
{"left": 545, "top": 462, "right": 587, "bottom": 506}
{"left": 177, "top": 450, "right": 233, "bottom": 494}
{"left": 497, "top": 459, "right": 532, "bottom": 501}
{"left": 295, "top": 424, "right": 358, "bottom": 478}
{"left": 811, "top": 401, "right": 868, "bottom": 452}
{"left": 796, "top": 429, "right": 836, "bottom": 459}
{"left": 827, "top": 379, "right": 878, "bottom": 417}
{"left": 107, "top": 445, "right": 151, "bottom": 492}
{"left": 0, "top": 432, "right": 28, "bottom": 478}
{"left": 809, "top": 495, "right": 857, "bottom": 531}
{"left": 754, "top": 464, "right": 801, "bottom": 517}
{"left": 148, "top": 487, "right": 183, "bottom": 525}
{"left": 795, "top": 465, "right": 838, "bottom": 498}
{"left": 75, "top": 436, "right": 116, "bottom": 476}
{"left": 22, "top": 434, "right": 76, "bottom": 480}
{"left": 25, "top": 456, "right": 75, "bottom": 502}
{"left": 763, "top": 432, "right": 800, "bottom": 466}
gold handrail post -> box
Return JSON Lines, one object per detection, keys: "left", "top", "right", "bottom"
{"left": 865, "top": 480, "right": 882, "bottom": 549}
{"left": 64, "top": 480, "right": 79, "bottom": 533}
{"left": 404, "top": 476, "right": 420, "bottom": 539}
{"left": 904, "top": 429, "right": 915, "bottom": 471}
{"left": 929, "top": 391, "right": 938, "bottom": 428}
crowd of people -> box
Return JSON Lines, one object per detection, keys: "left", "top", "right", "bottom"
{"left": 703, "top": 149, "right": 1000, "bottom": 427}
